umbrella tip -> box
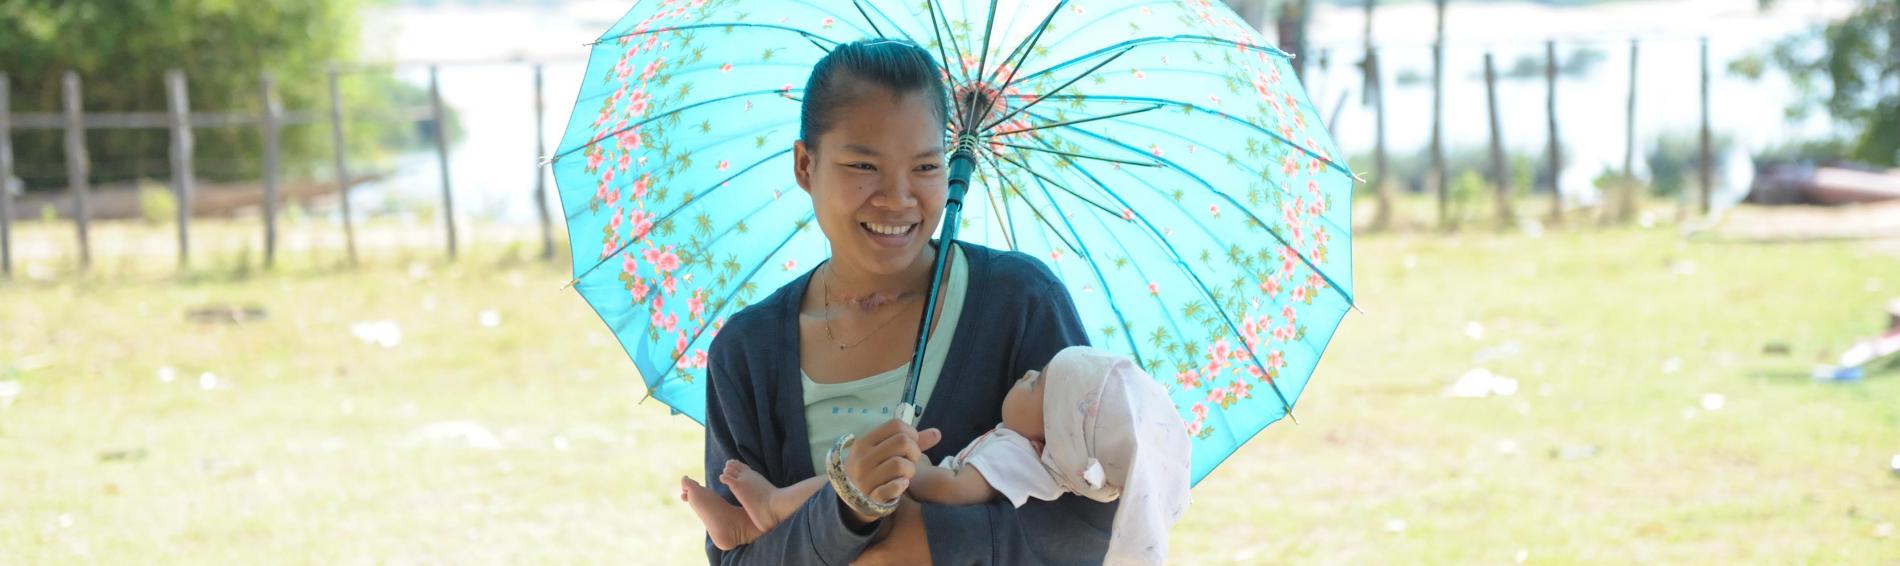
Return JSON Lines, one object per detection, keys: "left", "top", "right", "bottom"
{"left": 1287, "top": 410, "right": 1301, "bottom": 425}
{"left": 559, "top": 278, "right": 579, "bottom": 291}
{"left": 1351, "top": 302, "right": 1368, "bottom": 316}
{"left": 538, "top": 155, "right": 556, "bottom": 168}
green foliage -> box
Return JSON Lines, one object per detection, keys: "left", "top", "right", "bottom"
{"left": 0, "top": 0, "right": 442, "bottom": 190}
{"left": 1744, "top": 0, "right": 1900, "bottom": 165}
{"left": 1352, "top": 145, "right": 1545, "bottom": 198}
{"left": 136, "top": 179, "right": 175, "bottom": 224}
{"left": 1644, "top": 131, "right": 1735, "bottom": 197}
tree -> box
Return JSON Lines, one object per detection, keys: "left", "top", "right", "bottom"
{"left": 1744, "top": 0, "right": 1899, "bottom": 166}
{"left": 0, "top": 0, "right": 426, "bottom": 190}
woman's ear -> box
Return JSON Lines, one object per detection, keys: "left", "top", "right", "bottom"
{"left": 793, "top": 139, "right": 814, "bottom": 194}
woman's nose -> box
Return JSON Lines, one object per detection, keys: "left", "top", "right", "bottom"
{"left": 869, "top": 175, "right": 918, "bottom": 209}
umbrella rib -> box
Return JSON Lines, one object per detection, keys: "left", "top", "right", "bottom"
{"left": 1016, "top": 107, "right": 1355, "bottom": 311}
{"left": 980, "top": 175, "right": 1017, "bottom": 251}
{"left": 989, "top": 153, "right": 1158, "bottom": 375}
{"left": 1011, "top": 93, "right": 1356, "bottom": 179}
{"left": 647, "top": 211, "right": 818, "bottom": 413}
{"left": 1024, "top": 139, "right": 1301, "bottom": 418}
{"left": 563, "top": 117, "right": 793, "bottom": 222}
{"left": 991, "top": 141, "right": 1161, "bottom": 168}
{"left": 1007, "top": 34, "right": 1290, "bottom": 88}
{"left": 968, "top": 0, "right": 999, "bottom": 126}
{"left": 1013, "top": 99, "right": 1362, "bottom": 253}
{"left": 982, "top": 47, "right": 1134, "bottom": 132}
{"left": 991, "top": 103, "right": 1161, "bottom": 137}
{"left": 566, "top": 148, "right": 792, "bottom": 283}
{"left": 973, "top": 152, "right": 1081, "bottom": 260}
{"left": 1012, "top": 130, "right": 1280, "bottom": 295}
{"left": 920, "top": 0, "right": 959, "bottom": 90}
{"left": 982, "top": 0, "right": 1065, "bottom": 90}
{"left": 987, "top": 150, "right": 1128, "bottom": 220}
{"left": 850, "top": 0, "right": 885, "bottom": 38}
{"left": 554, "top": 89, "right": 798, "bottom": 162}
{"left": 926, "top": 0, "right": 975, "bottom": 88}
{"left": 593, "top": 22, "right": 841, "bottom": 48}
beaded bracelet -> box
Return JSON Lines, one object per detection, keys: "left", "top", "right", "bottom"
{"left": 824, "top": 433, "right": 899, "bottom": 519}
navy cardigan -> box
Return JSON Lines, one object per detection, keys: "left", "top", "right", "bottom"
{"left": 702, "top": 241, "right": 1116, "bottom": 565}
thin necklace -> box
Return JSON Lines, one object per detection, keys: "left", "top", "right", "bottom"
{"left": 822, "top": 264, "right": 919, "bottom": 350}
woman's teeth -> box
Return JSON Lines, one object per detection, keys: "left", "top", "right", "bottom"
{"left": 863, "top": 222, "right": 914, "bottom": 236}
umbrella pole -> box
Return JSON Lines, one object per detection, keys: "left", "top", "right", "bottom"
{"left": 898, "top": 139, "right": 978, "bottom": 425}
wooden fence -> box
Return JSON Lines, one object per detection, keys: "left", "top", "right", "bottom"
{"left": 0, "top": 61, "right": 566, "bottom": 278}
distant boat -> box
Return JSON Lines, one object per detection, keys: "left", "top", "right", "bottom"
{"left": 1750, "top": 163, "right": 1900, "bottom": 205}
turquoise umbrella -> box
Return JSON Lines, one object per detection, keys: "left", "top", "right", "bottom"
{"left": 553, "top": 0, "right": 1357, "bottom": 485}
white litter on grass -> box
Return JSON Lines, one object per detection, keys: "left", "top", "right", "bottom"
{"left": 1661, "top": 357, "right": 1683, "bottom": 375}
{"left": 1515, "top": 549, "right": 1529, "bottom": 563}
{"left": 157, "top": 366, "right": 176, "bottom": 383}
{"left": 0, "top": 380, "right": 20, "bottom": 408}
{"left": 1889, "top": 453, "right": 1899, "bottom": 474}
{"left": 350, "top": 320, "right": 403, "bottom": 348}
{"left": 1446, "top": 368, "right": 1518, "bottom": 398}
{"left": 419, "top": 421, "right": 503, "bottom": 450}
{"left": 1495, "top": 439, "right": 1519, "bottom": 455}
{"left": 478, "top": 310, "right": 501, "bottom": 328}
{"left": 1875, "top": 522, "right": 1893, "bottom": 539}
{"left": 553, "top": 435, "right": 570, "bottom": 452}
{"left": 1700, "top": 393, "right": 1725, "bottom": 411}
{"left": 1669, "top": 259, "right": 1697, "bottom": 277}
{"left": 198, "top": 373, "right": 220, "bottom": 391}
{"left": 1402, "top": 255, "right": 1418, "bottom": 270}
{"left": 408, "top": 262, "right": 431, "bottom": 280}
{"left": 1384, "top": 519, "right": 1407, "bottom": 533}
{"left": 1474, "top": 341, "right": 1521, "bottom": 364}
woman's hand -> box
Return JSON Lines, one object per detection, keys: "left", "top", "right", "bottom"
{"left": 841, "top": 419, "right": 941, "bottom": 524}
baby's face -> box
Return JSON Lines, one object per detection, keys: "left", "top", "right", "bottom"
{"left": 1001, "top": 368, "right": 1046, "bottom": 442}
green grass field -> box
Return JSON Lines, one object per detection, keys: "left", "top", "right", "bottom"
{"left": 2, "top": 216, "right": 1897, "bottom": 563}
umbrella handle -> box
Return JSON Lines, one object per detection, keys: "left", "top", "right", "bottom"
{"left": 825, "top": 433, "right": 900, "bottom": 519}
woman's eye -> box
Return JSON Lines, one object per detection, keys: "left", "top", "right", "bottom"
{"left": 845, "top": 163, "right": 875, "bottom": 171}
{"left": 916, "top": 164, "right": 940, "bottom": 172}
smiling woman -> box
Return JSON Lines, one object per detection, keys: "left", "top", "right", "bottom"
{"left": 685, "top": 39, "right": 1116, "bottom": 566}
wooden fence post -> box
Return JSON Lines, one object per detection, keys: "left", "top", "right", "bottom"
{"left": 62, "top": 72, "right": 91, "bottom": 270}
{"left": 1484, "top": 52, "right": 1513, "bottom": 227}
{"left": 1545, "top": 40, "right": 1563, "bottom": 225}
{"left": 430, "top": 65, "right": 457, "bottom": 260}
{"left": 533, "top": 63, "right": 554, "bottom": 261}
{"left": 0, "top": 73, "right": 13, "bottom": 279}
{"left": 1621, "top": 39, "right": 1639, "bottom": 224}
{"left": 1699, "top": 37, "right": 1713, "bottom": 216}
{"left": 327, "top": 66, "right": 358, "bottom": 266}
{"left": 1431, "top": 40, "right": 1448, "bottom": 230}
{"left": 1368, "top": 47, "right": 1391, "bottom": 232}
{"left": 166, "top": 70, "right": 195, "bottom": 269}
{"left": 260, "top": 72, "right": 282, "bottom": 269}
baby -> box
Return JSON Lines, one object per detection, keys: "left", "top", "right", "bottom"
{"left": 683, "top": 345, "right": 1193, "bottom": 564}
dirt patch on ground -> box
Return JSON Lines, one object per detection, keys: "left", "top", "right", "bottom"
{"left": 1700, "top": 201, "right": 1900, "bottom": 243}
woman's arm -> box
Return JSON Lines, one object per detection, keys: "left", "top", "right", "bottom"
{"left": 702, "top": 333, "right": 889, "bottom": 565}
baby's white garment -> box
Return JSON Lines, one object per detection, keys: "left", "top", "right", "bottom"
{"left": 938, "top": 426, "right": 1063, "bottom": 507}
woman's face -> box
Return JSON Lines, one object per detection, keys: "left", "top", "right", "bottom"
{"left": 793, "top": 84, "right": 947, "bottom": 278}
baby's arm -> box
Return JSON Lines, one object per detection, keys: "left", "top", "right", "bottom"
{"left": 907, "top": 464, "right": 998, "bottom": 506}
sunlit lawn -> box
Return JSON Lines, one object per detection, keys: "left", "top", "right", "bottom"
{"left": 2, "top": 212, "right": 1898, "bottom": 563}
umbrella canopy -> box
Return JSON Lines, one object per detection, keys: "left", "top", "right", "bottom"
{"left": 553, "top": 0, "right": 1356, "bottom": 485}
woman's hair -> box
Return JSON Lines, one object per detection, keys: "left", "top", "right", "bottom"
{"left": 799, "top": 39, "right": 950, "bottom": 147}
